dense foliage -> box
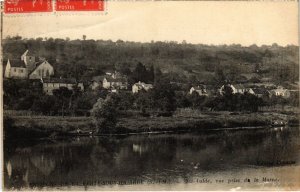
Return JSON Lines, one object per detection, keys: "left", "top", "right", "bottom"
{"left": 91, "top": 96, "right": 118, "bottom": 133}
{"left": 3, "top": 36, "right": 299, "bottom": 85}
{"left": 3, "top": 36, "right": 299, "bottom": 121}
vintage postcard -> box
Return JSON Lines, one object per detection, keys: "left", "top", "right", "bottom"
{"left": 1, "top": 0, "right": 299, "bottom": 191}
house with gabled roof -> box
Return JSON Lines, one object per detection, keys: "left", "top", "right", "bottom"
{"left": 132, "top": 81, "right": 153, "bottom": 93}
{"left": 189, "top": 85, "right": 208, "bottom": 96}
{"left": 270, "top": 86, "right": 290, "bottom": 98}
{"left": 4, "top": 59, "right": 28, "bottom": 79}
{"left": 29, "top": 60, "right": 54, "bottom": 79}
{"left": 103, "top": 76, "right": 128, "bottom": 90}
{"left": 219, "top": 84, "right": 247, "bottom": 95}
{"left": 4, "top": 50, "right": 54, "bottom": 79}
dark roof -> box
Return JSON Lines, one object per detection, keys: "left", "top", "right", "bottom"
{"left": 232, "top": 84, "right": 245, "bottom": 89}
{"left": 35, "top": 61, "right": 45, "bottom": 66}
{"left": 9, "top": 60, "right": 26, "bottom": 68}
{"left": 92, "top": 75, "right": 105, "bottom": 82}
{"left": 252, "top": 88, "right": 269, "bottom": 95}
{"left": 192, "top": 85, "right": 206, "bottom": 90}
{"left": 105, "top": 76, "right": 127, "bottom": 83}
{"left": 105, "top": 70, "right": 115, "bottom": 73}
{"left": 28, "top": 61, "right": 49, "bottom": 76}
{"left": 43, "top": 78, "right": 77, "bottom": 84}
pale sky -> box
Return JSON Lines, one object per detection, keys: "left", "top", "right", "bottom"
{"left": 3, "top": 1, "right": 299, "bottom": 46}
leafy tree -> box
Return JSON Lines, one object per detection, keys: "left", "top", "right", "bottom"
{"left": 134, "top": 91, "right": 152, "bottom": 114}
{"left": 175, "top": 92, "right": 191, "bottom": 108}
{"left": 115, "top": 92, "right": 135, "bottom": 110}
{"left": 72, "top": 91, "right": 98, "bottom": 116}
{"left": 133, "top": 62, "right": 148, "bottom": 82}
{"left": 214, "top": 68, "right": 226, "bottom": 85}
{"left": 150, "top": 79, "right": 176, "bottom": 113}
{"left": 31, "top": 95, "right": 56, "bottom": 115}
{"left": 91, "top": 96, "right": 118, "bottom": 133}
{"left": 187, "top": 92, "right": 207, "bottom": 109}
{"left": 53, "top": 87, "right": 73, "bottom": 117}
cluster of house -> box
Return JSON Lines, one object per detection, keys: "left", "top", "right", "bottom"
{"left": 189, "top": 84, "right": 292, "bottom": 99}
{"left": 4, "top": 50, "right": 54, "bottom": 79}
{"left": 4, "top": 50, "right": 84, "bottom": 95}
{"left": 90, "top": 71, "right": 128, "bottom": 93}
{"left": 4, "top": 50, "right": 154, "bottom": 95}
{"left": 90, "top": 71, "right": 153, "bottom": 93}
{"left": 4, "top": 50, "right": 296, "bottom": 99}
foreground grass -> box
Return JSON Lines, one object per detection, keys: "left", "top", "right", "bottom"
{"left": 4, "top": 110, "right": 298, "bottom": 139}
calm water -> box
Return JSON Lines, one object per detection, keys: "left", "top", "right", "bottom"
{"left": 3, "top": 127, "right": 300, "bottom": 190}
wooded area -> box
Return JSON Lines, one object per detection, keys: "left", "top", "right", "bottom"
{"left": 3, "top": 36, "right": 299, "bottom": 85}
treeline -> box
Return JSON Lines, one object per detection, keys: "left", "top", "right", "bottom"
{"left": 3, "top": 36, "right": 299, "bottom": 84}
{"left": 3, "top": 79, "right": 97, "bottom": 116}
{"left": 3, "top": 79, "right": 298, "bottom": 117}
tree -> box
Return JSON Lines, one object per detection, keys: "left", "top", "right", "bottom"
{"left": 133, "top": 62, "right": 148, "bottom": 83}
{"left": 31, "top": 95, "right": 56, "bottom": 115}
{"left": 150, "top": 79, "right": 176, "bottom": 114}
{"left": 72, "top": 91, "right": 98, "bottom": 116}
{"left": 91, "top": 96, "right": 119, "bottom": 133}
{"left": 148, "top": 65, "right": 155, "bottom": 83}
{"left": 53, "top": 87, "right": 73, "bottom": 117}
{"left": 134, "top": 91, "right": 153, "bottom": 114}
{"left": 214, "top": 67, "right": 226, "bottom": 84}
{"left": 221, "top": 84, "right": 233, "bottom": 97}
{"left": 175, "top": 92, "right": 191, "bottom": 108}
{"left": 187, "top": 92, "right": 206, "bottom": 109}
{"left": 154, "top": 67, "right": 163, "bottom": 84}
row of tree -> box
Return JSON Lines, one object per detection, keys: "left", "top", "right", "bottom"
{"left": 4, "top": 78, "right": 298, "bottom": 116}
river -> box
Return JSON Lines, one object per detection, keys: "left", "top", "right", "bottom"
{"left": 3, "top": 126, "right": 300, "bottom": 190}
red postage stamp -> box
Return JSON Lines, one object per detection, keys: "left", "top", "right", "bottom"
{"left": 4, "top": 0, "right": 53, "bottom": 13}
{"left": 56, "top": 0, "right": 105, "bottom": 11}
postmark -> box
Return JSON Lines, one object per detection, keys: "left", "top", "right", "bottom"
{"left": 56, "top": 0, "right": 105, "bottom": 11}
{"left": 4, "top": 0, "right": 53, "bottom": 13}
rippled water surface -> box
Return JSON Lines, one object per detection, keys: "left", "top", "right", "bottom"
{"left": 3, "top": 127, "right": 300, "bottom": 190}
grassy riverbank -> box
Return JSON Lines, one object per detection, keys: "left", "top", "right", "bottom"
{"left": 4, "top": 110, "right": 299, "bottom": 139}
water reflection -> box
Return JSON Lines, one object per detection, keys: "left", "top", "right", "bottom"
{"left": 3, "top": 127, "right": 300, "bottom": 189}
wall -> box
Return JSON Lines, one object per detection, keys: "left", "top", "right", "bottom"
{"left": 9, "top": 67, "right": 28, "bottom": 79}
{"left": 29, "top": 61, "right": 54, "bottom": 79}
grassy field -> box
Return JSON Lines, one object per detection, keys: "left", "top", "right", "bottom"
{"left": 4, "top": 109, "right": 299, "bottom": 139}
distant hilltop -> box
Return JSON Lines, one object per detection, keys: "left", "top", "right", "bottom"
{"left": 2, "top": 37, "right": 299, "bottom": 85}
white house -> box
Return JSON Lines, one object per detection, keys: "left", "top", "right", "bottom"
{"left": 189, "top": 86, "right": 208, "bottom": 96}
{"left": 102, "top": 76, "right": 128, "bottom": 90}
{"left": 29, "top": 61, "right": 54, "bottom": 79}
{"left": 219, "top": 84, "right": 247, "bottom": 95}
{"left": 4, "top": 59, "right": 28, "bottom": 79}
{"left": 271, "top": 86, "right": 290, "bottom": 98}
{"left": 132, "top": 81, "right": 153, "bottom": 93}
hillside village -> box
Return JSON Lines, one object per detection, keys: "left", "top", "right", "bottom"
{"left": 4, "top": 50, "right": 296, "bottom": 97}
{"left": 3, "top": 38, "right": 299, "bottom": 118}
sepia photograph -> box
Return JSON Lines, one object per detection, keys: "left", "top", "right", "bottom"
{"left": 1, "top": 0, "right": 299, "bottom": 190}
